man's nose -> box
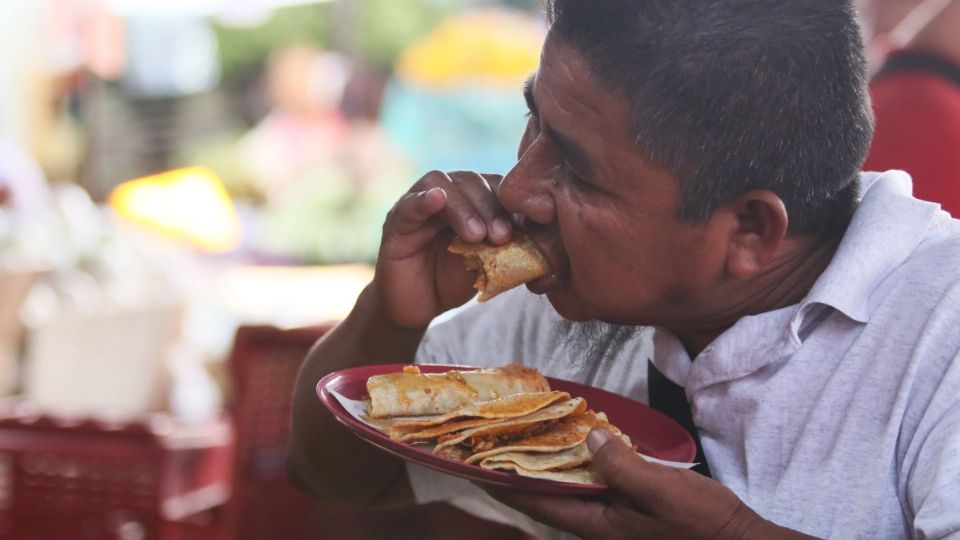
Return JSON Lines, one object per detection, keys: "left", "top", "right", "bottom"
{"left": 496, "top": 146, "right": 558, "bottom": 226}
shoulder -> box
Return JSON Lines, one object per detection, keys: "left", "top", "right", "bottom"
{"left": 857, "top": 208, "right": 960, "bottom": 360}
{"left": 876, "top": 216, "right": 960, "bottom": 330}
{"left": 897, "top": 215, "right": 960, "bottom": 294}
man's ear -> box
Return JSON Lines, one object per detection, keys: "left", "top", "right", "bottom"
{"left": 718, "top": 189, "right": 790, "bottom": 279}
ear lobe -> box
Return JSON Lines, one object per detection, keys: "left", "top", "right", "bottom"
{"left": 723, "top": 190, "right": 789, "bottom": 279}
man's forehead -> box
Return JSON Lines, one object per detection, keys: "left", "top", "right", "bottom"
{"left": 526, "top": 37, "right": 638, "bottom": 172}
{"left": 532, "top": 36, "right": 632, "bottom": 129}
{"left": 524, "top": 73, "right": 597, "bottom": 176}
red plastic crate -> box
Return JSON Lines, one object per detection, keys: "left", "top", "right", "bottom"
{"left": 223, "top": 324, "right": 536, "bottom": 540}
{"left": 0, "top": 401, "right": 232, "bottom": 539}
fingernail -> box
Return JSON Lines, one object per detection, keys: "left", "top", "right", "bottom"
{"left": 587, "top": 428, "right": 613, "bottom": 453}
{"left": 466, "top": 218, "right": 485, "bottom": 238}
{"left": 491, "top": 218, "right": 511, "bottom": 238}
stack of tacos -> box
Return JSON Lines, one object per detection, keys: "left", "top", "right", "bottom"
{"left": 366, "top": 366, "right": 630, "bottom": 484}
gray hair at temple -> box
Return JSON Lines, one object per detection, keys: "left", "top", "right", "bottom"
{"left": 544, "top": 0, "right": 875, "bottom": 237}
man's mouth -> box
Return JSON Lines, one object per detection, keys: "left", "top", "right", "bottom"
{"left": 526, "top": 272, "right": 563, "bottom": 294}
{"left": 522, "top": 230, "right": 567, "bottom": 295}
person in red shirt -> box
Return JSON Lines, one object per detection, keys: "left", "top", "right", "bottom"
{"left": 859, "top": 0, "right": 960, "bottom": 216}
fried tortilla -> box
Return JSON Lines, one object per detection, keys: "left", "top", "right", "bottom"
{"left": 366, "top": 365, "right": 550, "bottom": 418}
{"left": 478, "top": 442, "right": 592, "bottom": 472}
{"left": 433, "top": 398, "right": 586, "bottom": 456}
{"left": 463, "top": 410, "right": 624, "bottom": 464}
{"left": 448, "top": 236, "right": 550, "bottom": 302}
{"left": 386, "top": 390, "right": 569, "bottom": 437}
{"left": 362, "top": 364, "right": 641, "bottom": 486}
{"left": 482, "top": 462, "right": 599, "bottom": 484}
{"left": 390, "top": 416, "right": 513, "bottom": 443}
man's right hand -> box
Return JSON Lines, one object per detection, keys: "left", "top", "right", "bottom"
{"left": 375, "top": 170, "right": 513, "bottom": 328}
{"left": 289, "top": 170, "right": 513, "bottom": 505}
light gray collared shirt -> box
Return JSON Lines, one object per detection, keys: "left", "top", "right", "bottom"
{"left": 411, "top": 170, "right": 960, "bottom": 539}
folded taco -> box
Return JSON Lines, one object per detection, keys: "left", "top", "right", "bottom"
{"left": 365, "top": 365, "right": 550, "bottom": 418}
{"left": 448, "top": 235, "right": 550, "bottom": 302}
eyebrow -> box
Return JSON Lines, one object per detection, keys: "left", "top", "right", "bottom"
{"left": 522, "top": 76, "right": 595, "bottom": 175}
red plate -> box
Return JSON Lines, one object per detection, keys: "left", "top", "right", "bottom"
{"left": 317, "top": 364, "right": 695, "bottom": 495}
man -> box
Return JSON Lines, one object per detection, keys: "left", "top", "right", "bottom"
{"left": 858, "top": 0, "right": 960, "bottom": 216}
{"left": 290, "top": 1, "right": 960, "bottom": 538}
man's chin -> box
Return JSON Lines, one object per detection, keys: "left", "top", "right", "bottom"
{"left": 526, "top": 276, "right": 608, "bottom": 322}
{"left": 545, "top": 291, "right": 657, "bottom": 327}
{"left": 543, "top": 290, "right": 595, "bottom": 322}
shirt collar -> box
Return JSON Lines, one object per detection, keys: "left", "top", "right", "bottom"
{"left": 790, "top": 170, "right": 940, "bottom": 334}
{"left": 652, "top": 170, "right": 941, "bottom": 392}
{"left": 653, "top": 304, "right": 801, "bottom": 394}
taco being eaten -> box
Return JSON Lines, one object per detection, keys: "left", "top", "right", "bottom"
{"left": 448, "top": 235, "right": 550, "bottom": 302}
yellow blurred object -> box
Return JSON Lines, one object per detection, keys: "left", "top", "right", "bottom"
{"left": 214, "top": 264, "right": 375, "bottom": 326}
{"left": 397, "top": 9, "right": 545, "bottom": 88}
{"left": 109, "top": 166, "right": 242, "bottom": 253}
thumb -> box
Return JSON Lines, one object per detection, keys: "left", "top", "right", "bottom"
{"left": 588, "top": 427, "right": 660, "bottom": 500}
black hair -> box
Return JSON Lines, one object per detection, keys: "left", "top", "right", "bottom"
{"left": 546, "top": 0, "right": 874, "bottom": 236}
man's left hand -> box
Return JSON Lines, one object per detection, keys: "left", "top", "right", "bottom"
{"left": 485, "top": 428, "right": 810, "bottom": 540}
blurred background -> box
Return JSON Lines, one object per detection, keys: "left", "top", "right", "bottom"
{"left": 2, "top": 0, "right": 956, "bottom": 537}
{"left": 0, "top": 0, "right": 545, "bottom": 537}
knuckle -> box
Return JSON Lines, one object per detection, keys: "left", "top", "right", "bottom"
{"left": 446, "top": 170, "right": 475, "bottom": 180}
{"left": 482, "top": 176, "right": 502, "bottom": 192}
{"left": 420, "top": 170, "right": 449, "bottom": 185}
{"left": 594, "top": 438, "right": 626, "bottom": 465}
{"left": 449, "top": 171, "right": 489, "bottom": 190}
{"left": 383, "top": 193, "right": 422, "bottom": 231}
{"left": 383, "top": 203, "right": 399, "bottom": 224}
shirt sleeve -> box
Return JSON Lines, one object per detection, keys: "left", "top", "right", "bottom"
{"left": 907, "top": 406, "right": 960, "bottom": 539}
{"left": 902, "top": 286, "right": 960, "bottom": 538}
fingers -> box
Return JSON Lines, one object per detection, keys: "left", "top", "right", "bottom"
{"left": 379, "top": 187, "right": 452, "bottom": 263}
{"left": 450, "top": 172, "right": 512, "bottom": 244}
{"left": 484, "top": 487, "right": 609, "bottom": 539}
{"left": 389, "top": 187, "right": 447, "bottom": 236}
{"left": 411, "top": 171, "right": 512, "bottom": 244}
{"left": 480, "top": 173, "right": 504, "bottom": 192}
{"left": 587, "top": 428, "right": 673, "bottom": 507}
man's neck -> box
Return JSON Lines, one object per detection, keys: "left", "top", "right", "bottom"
{"left": 672, "top": 233, "right": 844, "bottom": 358}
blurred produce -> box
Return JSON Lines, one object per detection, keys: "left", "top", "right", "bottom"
{"left": 382, "top": 8, "right": 544, "bottom": 174}
{"left": 186, "top": 41, "right": 413, "bottom": 264}
{"left": 395, "top": 9, "right": 542, "bottom": 88}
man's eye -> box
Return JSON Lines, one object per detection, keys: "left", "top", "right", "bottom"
{"left": 562, "top": 164, "right": 593, "bottom": 190}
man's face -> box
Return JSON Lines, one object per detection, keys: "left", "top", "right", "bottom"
{"left": 498, "top": 34, "right": 728, "bottom": 326}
